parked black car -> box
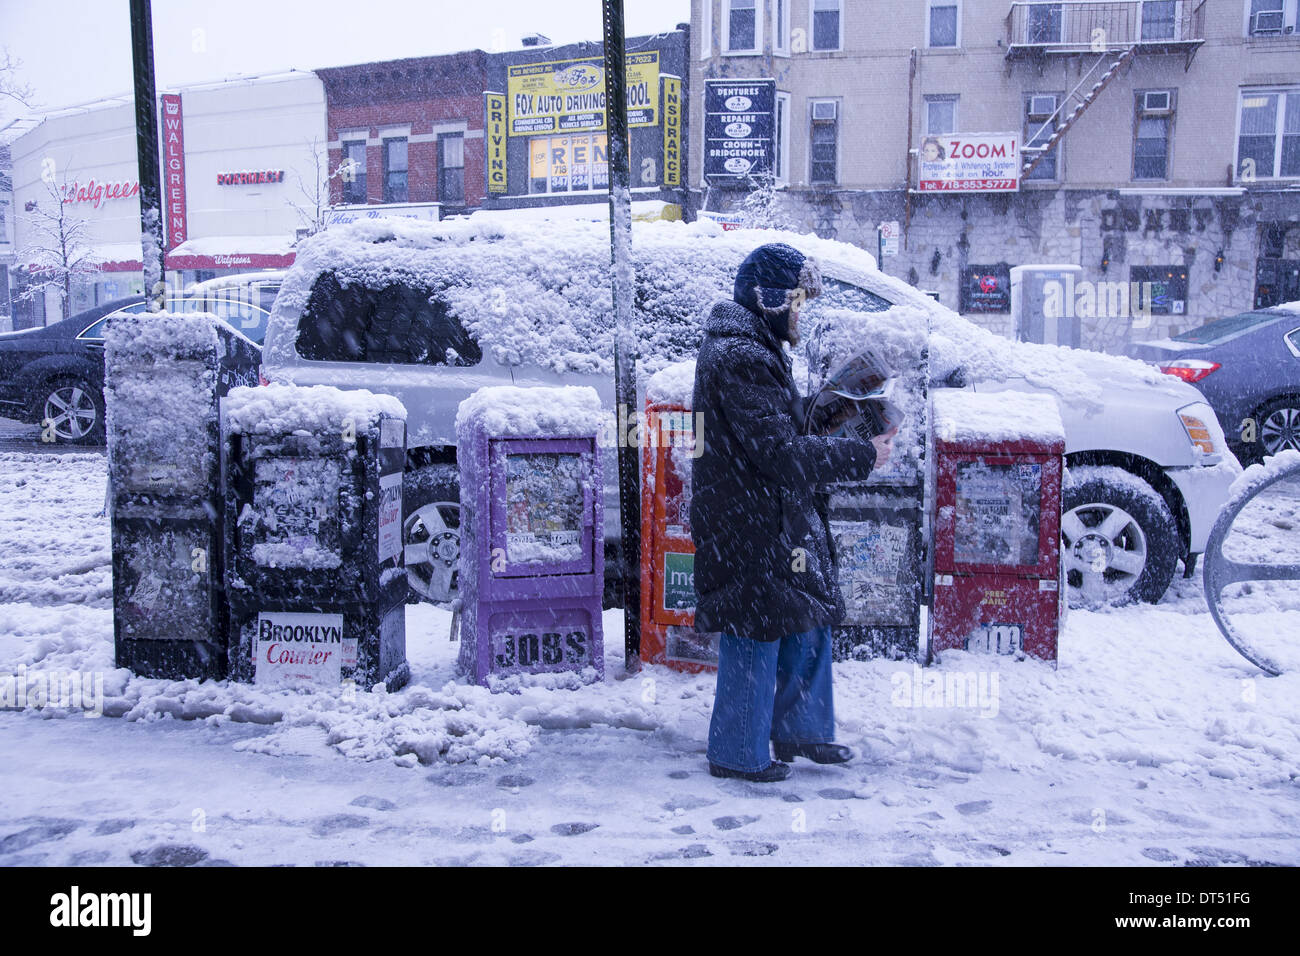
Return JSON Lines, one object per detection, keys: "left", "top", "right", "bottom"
{"left": 0, "top": 298, "right": 132, "bottom": 444}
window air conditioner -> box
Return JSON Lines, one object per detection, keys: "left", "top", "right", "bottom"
{"left": 812, "top": 100, "right": 838, "bottom": 121}
{"left": 1251, "top": 10, "right": 1285, "bottom": 34}
{"left": 1028, "top": 95, "right": 1057, "bottom": 119}
{"left": 1142, "top": 91, "right": 1172, "bottom": 113}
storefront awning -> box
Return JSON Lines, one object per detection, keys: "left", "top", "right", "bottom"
{"left": 469, "top": 199, "right": 682, "bottom": 225}
{"left": 83, "top": 236, "right": 298, "bottom": 274}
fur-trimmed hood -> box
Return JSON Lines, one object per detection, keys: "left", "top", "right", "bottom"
{"left": 731, "top": 242, "right": 823, "bottom": 342}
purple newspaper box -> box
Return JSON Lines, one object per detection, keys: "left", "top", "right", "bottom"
{"left": 456, "top": 386, "right": 605, "bottom": 688}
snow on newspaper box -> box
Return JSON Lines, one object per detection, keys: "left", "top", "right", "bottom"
{"left": 929, "top": 389, "right": 1066, "bottom": 663}
{"left": 106, "top": 310, "right": 260, "bottom": 681}
{"left": 222, "top": 384, "right": 409, "bottom": 690}
{"left": 456, "top": 386, "right": 604, "bottom": 687}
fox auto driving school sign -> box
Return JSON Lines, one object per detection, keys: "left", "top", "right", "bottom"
{"left": 917, "top": 133, "right": 1020, "bottom": 193}
{"left": 507, "top": 53, "right": 659, "bottom": 136}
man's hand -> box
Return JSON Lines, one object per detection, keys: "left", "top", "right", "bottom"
{"left": 870, "top": 428, "right": 897, "bottom": 469}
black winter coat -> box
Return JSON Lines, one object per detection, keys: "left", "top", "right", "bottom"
{"left": 690, "top": 300, "right": 878, "bottom": 641}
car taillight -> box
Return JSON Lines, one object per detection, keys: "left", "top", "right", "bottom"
{"left": 1159, "top": 359, "right": 1221, "bottom": 384}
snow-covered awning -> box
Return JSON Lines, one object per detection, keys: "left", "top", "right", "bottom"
{"left": 85, "top": 236, "right": 298, "bottom": 273}
{"left": 468, "top": 199, "right": 682, "bottom": 225}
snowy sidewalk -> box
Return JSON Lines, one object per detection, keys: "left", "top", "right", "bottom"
{"left": 1, "top": 452, "right": 1298, "bottom": 866}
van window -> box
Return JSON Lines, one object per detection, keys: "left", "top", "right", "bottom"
{"left": 815, "top": 278, "right": 892, "bottom": 313}
{"left": 296, "top": 272, "right": 483, "bottom": 366}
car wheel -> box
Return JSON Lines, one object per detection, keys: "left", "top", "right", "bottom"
{"left": 40, "top": 379, "right": 104, "bottom": 445}
{"left": 402, "top": 463, "right": 459, "bottom": 604}
{"left": 1256, "top": 397, "right": 1300, "bottom": 460}
{"left": 1061, "top": 466, "right": 1179, "bottom": 607}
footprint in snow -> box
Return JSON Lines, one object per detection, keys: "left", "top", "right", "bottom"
{"left": 312, "top": 813, "right": 371, "bottom": 836}
{"left": 130, "top": 844, "right": 209, "bottom": 867}
{"left": 955, "top": 800, "right": 993, "bottom": 816}
{"left": 349, "top": 795, "right": 397, "bottom": 811}
{"left": 817, "top": 788, "right": 865, "bottom": 801}
{"left": 94, "top": 818, "right": 136, "bottom": 836}
{"left": 671, "top": 825, "right": 695, "bottom": 835}
{"left": 550, "top": 822, "right": 599, "bottom": 836}
{"left": 729, "top": 841, "right": 778, "bottom": 857}
{"left": 712, "top": 814, "right": 759, "bottom": 831}
{"left": 0, "top": 820, "right": 79, "bottom": 854}
{"left": 496, "top": 775, "right": 536, "bottom": 790}
{"left": 667, "top": 770, "right": 691, "bottom": 780}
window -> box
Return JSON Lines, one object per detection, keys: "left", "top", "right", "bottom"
{"left": 775, "top": 92, "right": 791, "bottom": 184}
{"left": 812, "top": 0, "right": 842, "bottom": 51}
{"left": 1238, "top": 89, "right": 1300, "bottom": 180}
{"left": 724, "top": 0, "right": 760, "bottom": 54}
{"left": 700, "top": 0, "right": 713, "bottom": 58}
{"left": 1141, "top": 0, "right": 1177, "bottom": 40}
{"left": 1130, "top": 265, "right": 1188, "bottom": 316}
{"left": 438, "top": 133, "right": 465, "bottom": 206}
{"left": 809, "top": 99, "right": 838, "bottom": 185}
{"left": 382, "top": 137, "right": 408, "bottom": 203}
{"left": 1134, "top": 90, "right": 1175, "bottom": 180}
{"left": 297, "top": 273, "right": 482, "bottom": 366}
{"left": 341, "top": 139, "right": 367, "bottom": 204}
{"left": 924, "top": 95, "right": 958, "bottom": 135}
{"left": 773, "top": 0, "right": 790, "bottom": 54}
{"left": 927, "top": 1, "right": 959, "bottom": 47}
{"left": 1024, "top": 93, "right": 1061, "bottom": 181}
{"left": 1026, "top": 2, "right": 1062, "bottom": 43}
{"left": 1246, "top": 0, "right": 1292, "bottom": 36}
{"left": 1285, "top": 326, "right": 1300, "bottom": 358}
{"left": 529, "top": 134, "right": 609, "bottom": 194}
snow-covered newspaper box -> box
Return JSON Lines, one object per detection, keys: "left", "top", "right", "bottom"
{"left": 638, "top": 361, "right": 719, "bottom": 671}
{"left": 929, "top": 389, "right": 1065, "bottom": 663}
{"left": 456, "top": 386, "right": 605, "bottom": 687}
{"left": 106, "top": 311, "right": 260, "bottom": 681}
{"left": 222, "top": 384, "right": 410, "bottom": 690}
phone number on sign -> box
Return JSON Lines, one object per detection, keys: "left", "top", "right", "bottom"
{"left": 918, "top": 179, "right": 1018, "bottom": 191}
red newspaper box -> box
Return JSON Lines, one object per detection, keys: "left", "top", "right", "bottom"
{"left": 929, "top": 390, "right": 1065, "bottom": 663}
{"left": 638, "top": 363, "right": 718, "bottom": 672}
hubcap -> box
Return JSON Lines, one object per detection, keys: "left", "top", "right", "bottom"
{"left": 1261, "top": 406, "right": 1300, "bottom": 456}
{"left": 43, "top": 386, "right": 97, "bottom": 441}
{"left": 403, "top": 502, "right": 459, "bottom": 603}
{"left": 1062, "top": 502, "right": 1148, "bottom": 605}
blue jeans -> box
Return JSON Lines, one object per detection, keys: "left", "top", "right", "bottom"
{"left": 707, "top": 627, "right": 835, "bottom": 773}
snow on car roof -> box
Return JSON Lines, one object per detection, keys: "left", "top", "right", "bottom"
{"left": 932, "top": 389, "right": 1065, "bottom": 445}
{"left": 266, "top": 215, "right": 915, "bottom": 377}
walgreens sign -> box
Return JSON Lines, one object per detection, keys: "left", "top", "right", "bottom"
{"left": 160, "top": 93, "right": 189, "bottom": 249}
{"left": 61, "top": 179, "right": 140, "bottom": 209}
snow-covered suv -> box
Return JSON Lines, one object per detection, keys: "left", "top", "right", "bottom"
{"left": 261, "top": 216, "right": 1239, "bottom": 607}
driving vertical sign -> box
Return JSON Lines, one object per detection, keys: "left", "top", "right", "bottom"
{"left": 704, "top": 79, "right": 775, "bottom": 182}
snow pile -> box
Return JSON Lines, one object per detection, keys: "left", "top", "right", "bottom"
{"left": 1222, "top": 449, "right": 1300, "bottom": 513}
{"left": 932, "top": 390, "right": 1065, "bottom": 445}
{"left": 224, "top": 383, "right": 406, "bottom": 436}
{"left": 1274, "top": 300, "right": 1300, "bottom": 313}
{"left": 105, "top": 310, "right": 221, "bottom": 363}
{"left": 646, "top": 360, "right": 696, "bottom": 407}
{"left": 455, "top": 385, "right": 604, "bottom": 440}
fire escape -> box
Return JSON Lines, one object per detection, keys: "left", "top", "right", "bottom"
{"left": 1004, "top": 1, "right": 1207, "bottom": 179}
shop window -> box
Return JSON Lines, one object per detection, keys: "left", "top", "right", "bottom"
{"left": 812, "top": 0, "right": 842, "bottom": 50}
{"left": 438, "top": 132, "right": 465, "bottom": 206}
{"left": 1237, "top": 89, "right": 1300, "bottom": 181}
{"left": 724, "top": 0, "right": 760, "bottom": 54}
{"left": 342, "top": 139, "right": 367, "bottom": 204}
{"left": 1130, "top": 265, "right": 1188, "bottom": 316}
{"left": 529, "top": 134, "right": 609, "bottom": 194}
{"left": 925, "top": 95, "right": 958, "bottom": 135}
{"left": 809, "top": 99, "right": 839, "bottom": 185}
{"left": 1134, "top": 90, "right": 1175, "bottom": 180}
{"left": 383, "top": 137, "right": 408, "bottom": 204}
{"left": 927, "top": 0, "right": 960, "bottom": 47}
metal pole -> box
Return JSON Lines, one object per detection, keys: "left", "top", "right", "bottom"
{"left": 602, "top": 0, "right": 641, "bottom": 672}
{"left": 129, "top": 0, "right": 165, "bottom": 311}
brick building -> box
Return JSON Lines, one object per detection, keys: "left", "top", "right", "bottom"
{"left": 318, "top": 50, "right": 489, "bottom": 218}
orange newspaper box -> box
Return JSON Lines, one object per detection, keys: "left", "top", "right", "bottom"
{"left": 639, "top": 363, "right": 719, "bottom": 672}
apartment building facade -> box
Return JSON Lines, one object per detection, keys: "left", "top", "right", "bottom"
{"left": 692, "top": 0, "right": 1300, "bottom": 349}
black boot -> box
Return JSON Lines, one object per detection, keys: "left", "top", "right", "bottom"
{"left": 708, "top": 760, "right": 792, "bottom": 782}
{"left": 773, "top": 742, "right": 854, "bottom": 765}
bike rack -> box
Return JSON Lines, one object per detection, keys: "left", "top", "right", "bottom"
{"left": 1202, "top": 454, "right": 1300, "bottom": 676}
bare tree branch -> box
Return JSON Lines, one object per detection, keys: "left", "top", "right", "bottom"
{"left": 0, "top": 47, "right": 37, "bottom": 108}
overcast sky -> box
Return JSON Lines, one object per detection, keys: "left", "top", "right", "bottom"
{"left": 0, "top": 0, "right": 692, "bottom": 127}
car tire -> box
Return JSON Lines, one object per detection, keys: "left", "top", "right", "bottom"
{"left": 1061, "top": 466, "right": 1179, "bottom": 607}
{"left": 401, "top": 462, "right": 460, "bottom": 605}
{"left": 39, "top": 378, "right": 105, "bottom": 445}
{"left": 1248, "top": 396, "right": 1300, "bottom": 463}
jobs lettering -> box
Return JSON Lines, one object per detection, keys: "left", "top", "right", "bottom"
{"left": 493, "top": 630, "right": 589, "bottom": 670}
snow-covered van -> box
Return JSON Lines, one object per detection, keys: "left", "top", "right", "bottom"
{"left": 260, "top": 216, "right": 1239, "bottom": 608}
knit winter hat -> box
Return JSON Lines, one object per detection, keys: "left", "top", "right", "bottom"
{"left": 733, "top": 243, "right": 823, "bottom": 342}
